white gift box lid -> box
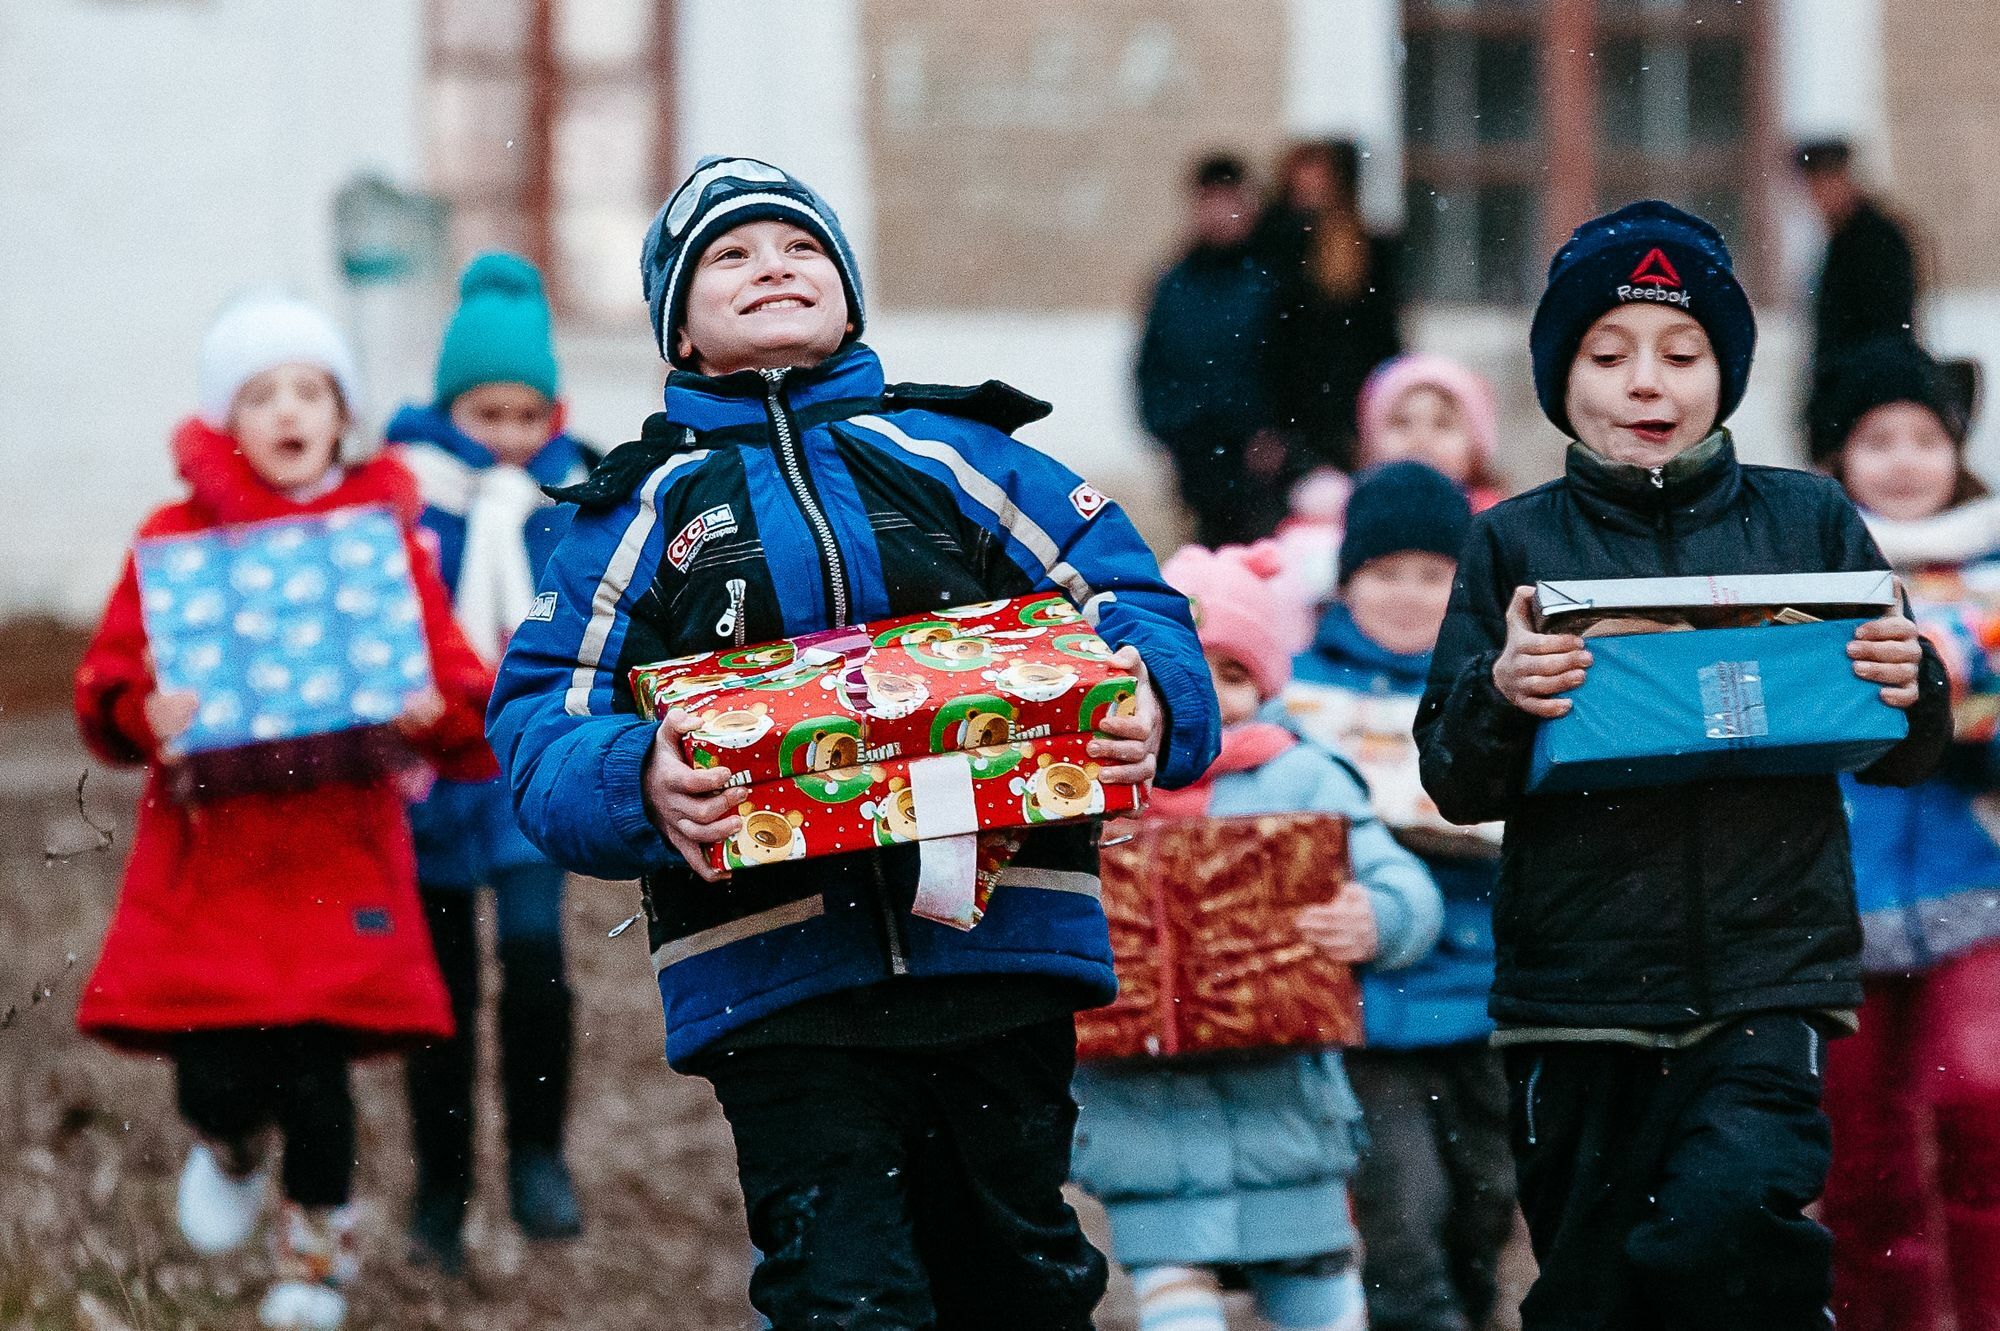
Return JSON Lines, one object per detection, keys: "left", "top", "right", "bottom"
{"left": 1535, "top": 572, "right": 1896, "bottom": 628}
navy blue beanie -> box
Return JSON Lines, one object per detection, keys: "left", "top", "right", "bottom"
{"left": 1338, "top": 461, "right": 1473, "bottom": 585}
{"left": 640, "top": 156, "right": 865, "bottom": 366}
{"left": 1529, "top": 200, "right": 1756, "bottom": 438}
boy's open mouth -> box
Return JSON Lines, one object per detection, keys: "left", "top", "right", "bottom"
{"left": 742, "top": 293, "right": 814, "bottom": 314}
{"left": 1623, "top": 419, "right": 1677, "bottom": 445}
{"left": 274, "top": 436, "right": 311, "bottom": 458}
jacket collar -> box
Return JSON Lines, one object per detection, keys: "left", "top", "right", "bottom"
{"left": 171, "top": 417, "right": 423, "bottom": 527}
{"left": 384, "top": 402, "right": 582, "bottom": 486}
{"left": 662, "top": 343, "right": 887, "bottom": 434}
{"left": 1309, "top": 603, "right": 1433, "bottom": 687}
{"left": 1564, "top": 428, "right": 1741, "bottom": 528}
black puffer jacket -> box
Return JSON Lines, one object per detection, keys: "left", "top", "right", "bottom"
{"left": 1415, "top": 432, "right": 1950, "bottom": 1029}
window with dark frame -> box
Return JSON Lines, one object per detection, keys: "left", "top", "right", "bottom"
{"left": 425, "top": 0, "right": 677, "bottom": 325}
{"left": 1401, "top": 0, "right": 1772, "bottom": 306}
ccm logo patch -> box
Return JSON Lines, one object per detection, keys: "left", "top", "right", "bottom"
{"left": 525, "top": 591, "right": 558, "bottom": 622}
{"left": 667, "top": 504, "right": 740, "bottom": 571}
{"left": 1069, "top": 483, "right": 1108, "bottom": 520}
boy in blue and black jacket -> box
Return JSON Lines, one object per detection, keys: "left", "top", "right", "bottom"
{"left": 487, "top": 158, "right": 1219, "bottom": 1329}
{"left": 385, "top": 254, "right": 595, "bottom": 1270}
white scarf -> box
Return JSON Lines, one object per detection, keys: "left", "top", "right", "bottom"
{"left": 398, "top": 444, "right": 547, "bottom": 664}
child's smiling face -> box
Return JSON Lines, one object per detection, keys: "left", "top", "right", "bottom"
{"left": 1565, "top": 303, "right": 1721, "bottom": 469}
{"left": 676, "top": 219, "right": 851, "bottom": 375}
{"left": 229, "top": 363, "right": 346, "bottom": 491}
{"left": 1838, "top": 400, "right": 1961, "bottom": 521}
{"left": 450, "top": 381, "right": 558, "bottom": 467}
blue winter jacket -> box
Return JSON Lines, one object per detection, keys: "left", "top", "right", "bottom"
{"left": 388, "top": 404, "right": 590, "bottom": 888}
{"left": 1842, "top": 578, "right": 2000, "bottom": 974}
{"left": 1070, "top": 741, "right": 1442, "bottom": 1268}
{"left": 1291, "top": 605, "right": 1499, "bottom": 1048}
{"left": 486, "top": 345, "right": 1220, "bottom": 1067}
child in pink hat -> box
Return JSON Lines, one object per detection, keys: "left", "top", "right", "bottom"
{"left": 1071, "top": 540, "right": 1443, "bottom": 1331}
{"left": 1355, "top": 353, "right": 1505, "bottom": 512}
{"left": 1276, "top": 353, "right": 1506, "bottom": 604}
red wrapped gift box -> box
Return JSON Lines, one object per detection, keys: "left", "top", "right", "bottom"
{"left": 631, "top": 593, "right": 1138, "bottom": 783}
{"left": 711, "top": 731, "right": 1143, "bottom": 875}
{"left": 1076, "top": 813, "right": 1362, "bottom": 1060}
{"left": 628, "top": 594, "right": 1148, "bottom": 880}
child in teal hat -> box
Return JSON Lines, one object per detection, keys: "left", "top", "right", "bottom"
{"left": 385, "top": 252, "right": 595, "bottom": 1273}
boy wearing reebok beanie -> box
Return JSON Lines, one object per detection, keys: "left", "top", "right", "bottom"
{"left": 486, "top": 157, "right": 1219, "bottom": 1327}
{"left": 385, "top": 253, "right": 594, "bottom": 1270}
{"left": 1414, "top": 200, "right": 1951, "bottom": 1330}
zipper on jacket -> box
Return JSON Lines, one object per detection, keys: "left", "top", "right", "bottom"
{"left": 759, "top": 368, "right": 851, "bottom": 628}
{"left": 1648, "top": 465, "right": 1666, "bottom": 490}
{"left": 870, "top": 854, "right": 910, "bottom": 977}
{"left": 715, "top": 577, "right": 747, "bottom": 645}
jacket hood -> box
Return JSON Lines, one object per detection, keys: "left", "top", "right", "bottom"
{"left": 1310, "top": 603, "right": 1433, "bottom": 688}
{"left": 169, "top": 416, "right": 423, "bottom": 528}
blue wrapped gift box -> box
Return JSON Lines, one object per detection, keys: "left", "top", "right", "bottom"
{"left": 135, "top": 506, "right": 433, "bottom": 757}
{"left": 1526, "top": 619, "right": 1908, "bottom": 794}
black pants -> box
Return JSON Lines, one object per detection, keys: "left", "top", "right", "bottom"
{"left": 1505, "top": 1016, "right": 1836, "bottom": 1331}
{"left": 404, "top": 870, "right": 574, "bottom": 1199}
{"left": 1346, "top": 1043, "right": 1516, "bottom": 1331}
{"left": 704, "top": 1018, "right": 1107, "bottom": 1331}
{"left": 174, "top": 1026, "right": 354, "bottom": 1208}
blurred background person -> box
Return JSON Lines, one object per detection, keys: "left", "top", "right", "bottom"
{"left": 1256, "top": 139, "right": 1406, "bottom": 477}
{"left": 1796, "top": 138, "right": 1923, "bottom": 434}
{"left": 1135, "top": 152, "right": 1284, "bottom": 546}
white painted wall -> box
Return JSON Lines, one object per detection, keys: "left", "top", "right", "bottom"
{"left": 0, "top": 0, "right": 427, "bottom": 620}
{"left": 1285, "top": 0, "right": 1406, "bottom": 227}
{"left": 673, "top": 0, "right": 874, "bottom": 289}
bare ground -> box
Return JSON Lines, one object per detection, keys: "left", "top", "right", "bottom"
{"left": 0, "top": 627, "right": 1524, "bottom": 1329}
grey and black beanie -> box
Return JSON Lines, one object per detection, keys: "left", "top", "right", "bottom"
{"left": 640, "top": 155, "right": 865, "bottom": 366}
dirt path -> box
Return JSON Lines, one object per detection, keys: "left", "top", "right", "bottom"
{"left": 0, "top": 711, "right": 1170, "bottom": 1329}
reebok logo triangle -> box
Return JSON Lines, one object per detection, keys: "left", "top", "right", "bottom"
{"left": 1629, "top": 247, "right": 1682, "bottom": 288}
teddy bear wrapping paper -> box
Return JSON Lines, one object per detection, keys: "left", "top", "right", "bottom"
{"left": 628, "top": 594, "right": 1145, "bottom": 878}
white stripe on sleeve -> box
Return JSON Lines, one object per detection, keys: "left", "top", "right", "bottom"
{"left": 563, "top": 450, "right": 711, "bottom": 717}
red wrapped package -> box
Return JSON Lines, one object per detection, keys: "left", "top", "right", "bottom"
{"left": 1076, "top": 813, "right": 1362, "bottom": 1060}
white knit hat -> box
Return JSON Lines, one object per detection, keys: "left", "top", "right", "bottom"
{"left": 197, "top": 292, "right": 361, "bottom": 428}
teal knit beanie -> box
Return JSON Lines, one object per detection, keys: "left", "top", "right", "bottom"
{"left": 433, "top": 253, "right": 559, "bottom": 408}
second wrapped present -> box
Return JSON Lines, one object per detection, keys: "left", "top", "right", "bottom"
{"left": 1527, "top": 618, "right": 1909, "bottom": 793}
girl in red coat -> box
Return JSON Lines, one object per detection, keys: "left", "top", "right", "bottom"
{"left": 73, "top": 294, "right": 496, "bottom": 1331}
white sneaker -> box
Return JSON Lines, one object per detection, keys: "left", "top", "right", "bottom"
{"left": 256, "top": 1281, "right": 346, "bottom": 1331}
{"left": 177, "top": 1142, "right": 268, "bottom": 1254}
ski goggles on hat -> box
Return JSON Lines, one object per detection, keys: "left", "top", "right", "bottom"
{"left": 654, "top": 158, "right": 794, "bottom": 259}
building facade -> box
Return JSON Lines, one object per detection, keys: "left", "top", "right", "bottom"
{"left": 3, "top": 0, "right": 1994, "bottom": 618}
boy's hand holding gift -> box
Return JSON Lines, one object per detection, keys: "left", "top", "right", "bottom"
{"left": 1494, "top": 586, "right": 1593, "bottom": 719}
{"left": 643, "top": 708, "right": 741, "bottom": 884}
{"left": 1090, "top": 645, "right": 1164, "bottom": 785}
{"left": 1849, "top": 612, "right": 1923, "bottom": 709}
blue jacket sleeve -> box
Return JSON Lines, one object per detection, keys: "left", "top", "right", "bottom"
{"left": 841, "top": 411, "right": 1222, "bottom": 787}
{"left": 486, "top": 493, "right": 680, "bottom": 882}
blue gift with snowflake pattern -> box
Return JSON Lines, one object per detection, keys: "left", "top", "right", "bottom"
{"left": 134, "top": 506, "right": 433, "bottom": 755}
